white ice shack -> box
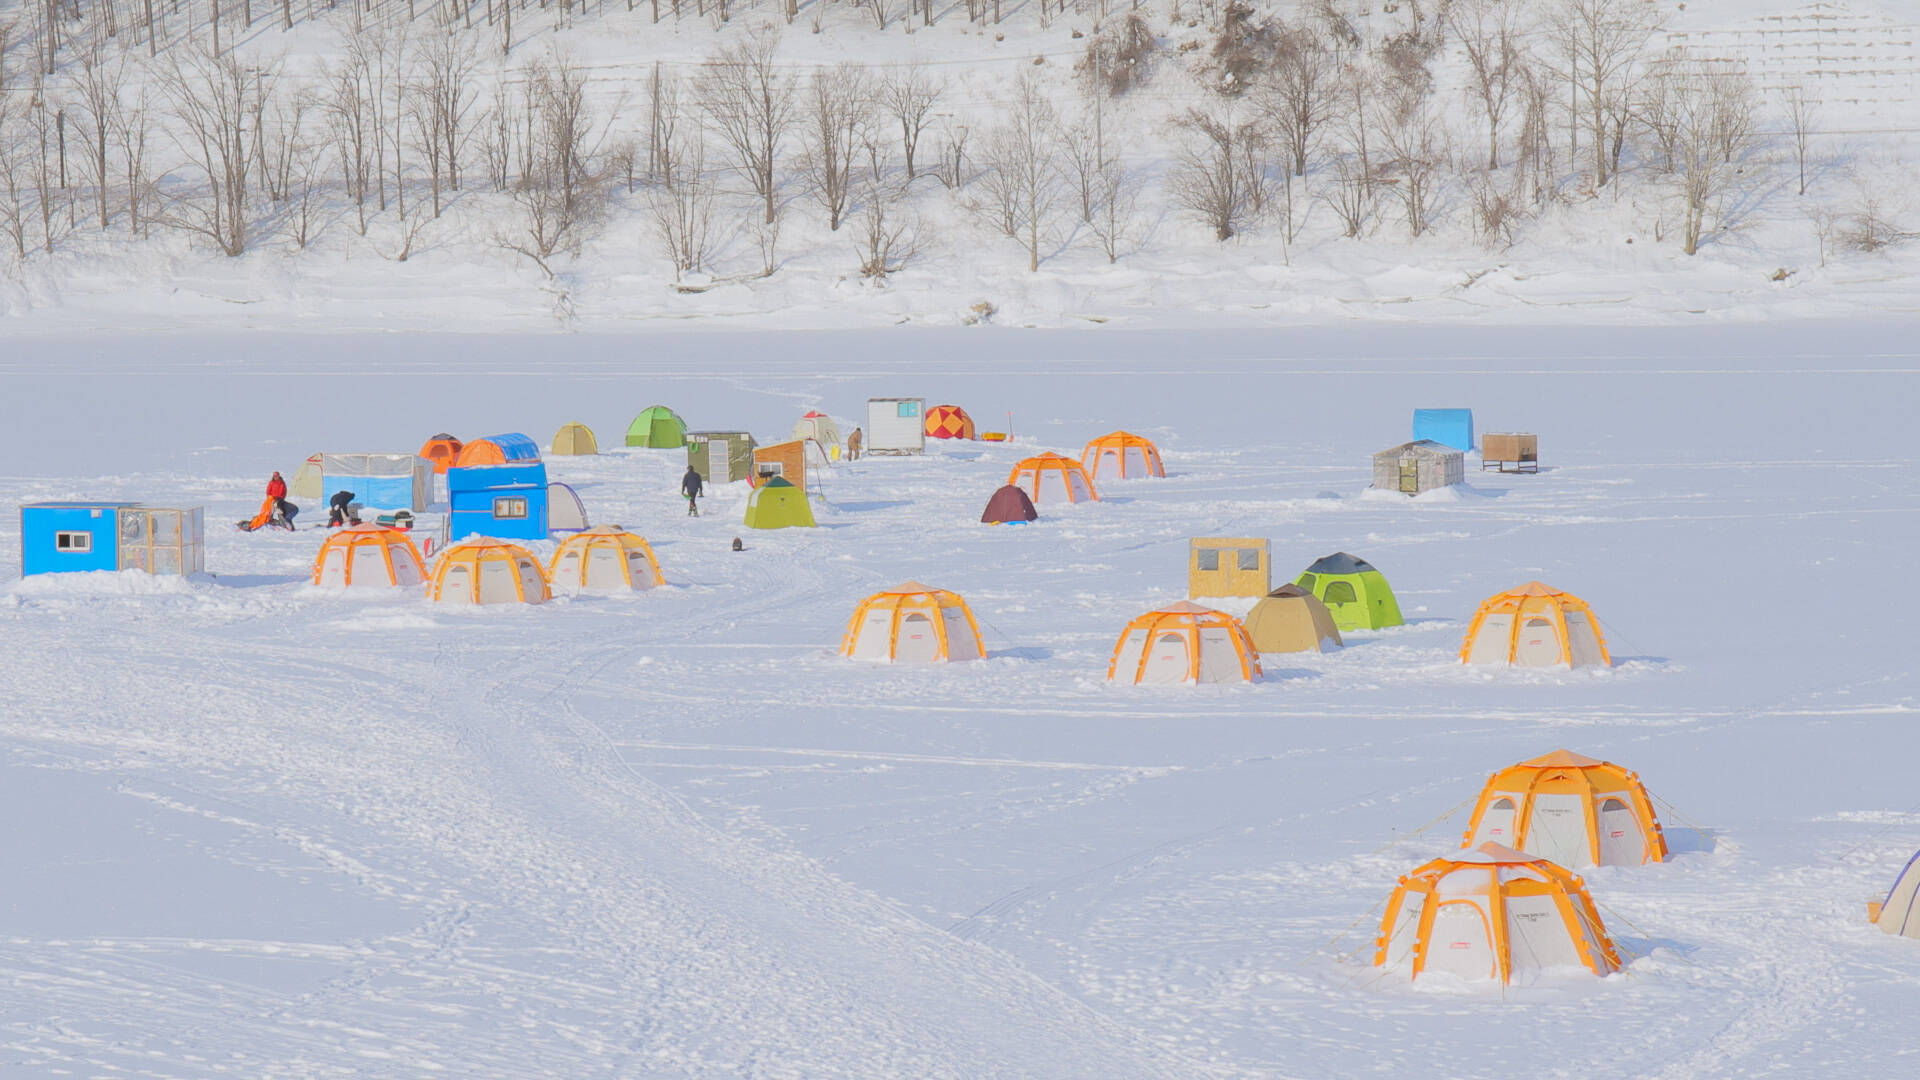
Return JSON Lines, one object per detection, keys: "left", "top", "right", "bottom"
{"left": 864, "top": 398, "right": 926, "bottom": 455}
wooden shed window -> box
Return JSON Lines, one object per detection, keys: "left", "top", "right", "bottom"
{"left": 1195, "top": 548, "right": 1221, "bottom": 571}
{"left": 1237, "top": 548, "right": 1262, "bottom": 571}
{"left": 55, "top": 531, "right": 93, "bottom": 552}
{"left": 494, "top": 497, "right": 529, "bottom": 519}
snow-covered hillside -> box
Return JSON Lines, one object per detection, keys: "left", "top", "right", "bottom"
{"left": 0, "top": 0, "right": 1917, "bottom": 330}
{"left": 3, "top": 322, "right": 1918, "bottom": 1076}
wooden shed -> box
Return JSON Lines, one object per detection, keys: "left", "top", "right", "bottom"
{"left": 1188, "top": 538, "right": 1271, "bottom": 599}
{"left": 1372, "top": 440, "right": 1465, "bottom": 496}
{"left": 753, "top": 439, "right": 809, "bottom": 491}
{"left": 1481, "top": 432, "right": 1539, "bottom": 474}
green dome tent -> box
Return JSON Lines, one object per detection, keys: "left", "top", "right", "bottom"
{"left": 744, "top": 477, "right": 816, "bottom": 530}
{"left": 1293, "top": 552, "right": 1404, "bottom": 632}
{"left": 626, "top": 406, "right": 688, "bottom": 448}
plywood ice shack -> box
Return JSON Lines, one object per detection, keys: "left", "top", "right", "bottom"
{"left": 1188, "top": 538, "right": 1271, "bottom": 598}
{"left": 865, "top": 398, "right": 927, "bottom": 455}
{"left": 1372, "top": 440, "right": 1466, "bottom": 496}
{"left": 686, "top": 431, "right": 759, "bottom": 484}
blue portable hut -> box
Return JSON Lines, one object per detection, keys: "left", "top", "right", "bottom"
{"left": 443, "top": 433, "right": 589, "bottom": 541}
{"left": 1412, "top": 409, "right": 1475, "bottom": 451}
{"left": 316, "top": 453, "right": 433, "bottom": 511}
{"left": 20, "top": 502, "right": 206, "bottom": 577}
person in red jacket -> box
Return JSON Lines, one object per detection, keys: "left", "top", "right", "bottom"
{"left": 267, "top": 471, "right": 288, "bottom": 500}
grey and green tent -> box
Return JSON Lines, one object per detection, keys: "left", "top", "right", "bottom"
{"left": 626, "top": 406, "right": 688, "bottom": 448}
{"left": 1294, "top": 552, "right": 1404, "bottom": 632}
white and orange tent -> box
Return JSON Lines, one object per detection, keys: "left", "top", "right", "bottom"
{"left": 840, "top": 582, "right": 985, "bottom": 663}
{"left": 1007, "top": 452, "right": 1098, "bottom": 505}
{"left": 311, "top": 524, "right": 426, "bottom": 588}
{"left": 1375, "top": 842, "right": 1622, "bottom": 984}
{"left": 1462, "top": 750, "right": 1669, "bottom": 868}
{"left": 428, "top": 538, "right": 550, "bottom": 605}
{"left": 1461, "top": 582, "right": 1611, "bottom": 669}
{"left": 1081, "top": 431, "right": 1165, "bottom": 482}
{"left": 1107, "top": 602, "right": 1261, "bottom": 685}
{"left": 549, "top": 526, "right": 663, "bottom": 591}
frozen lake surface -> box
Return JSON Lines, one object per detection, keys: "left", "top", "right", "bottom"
{"left": 2, "top": 322, "right": 1917, "bottom": 1077}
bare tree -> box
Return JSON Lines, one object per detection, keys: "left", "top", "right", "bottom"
{"left": 1783, "top": 85, "right": 1816, "bottom": 197}
{"left": 1378, "top": 102, "right": 1442, "bottom": 237}
{"left": 67, "top": 43, "right": 126, "bottom": 229}
{"left": 877, "top": 62, "right": 942, "bottom": 181}
{"left": 1060, "top": 93, "right": 1111, "bottom": 223}
{"left": 1320, "top": 154, "right": 1375, "bottom": 238}
{"left": 1168, "top": 107, "right": 1270, "bottom": 241}
{"left": 1449, "top": 0, "right": 1527, "bottom": 169}
{"left": 1545, "top": 0, "right": 1655, "bottom": 188}
{"left": 494, "top": 54, "right": 607, "bottom": 277}
{"left": 112, "top": 82, "right": 154, "bottom": 236}
{"left": 854, "top": 175, "right": 914, "bottom": 278}
{"left": 699, "top": 26, "right": 795, "bottom": 225}
{"left": 646, "top": 131, "right": 715, "bottom": 281}
{"left": 974, "top": 75, "right": 1064, "bottom": 272}
{"left": 0, "top": 87, "right": 30, "bottom": 259}
{"left": 1076, "top": 12, "right": 1155, "bottom": 96}
{"left": 417, "top": 29, "right": 479, "bottom": 196}
{"left": 801, "top": 63, "right": 870, "bottom": 231}
{"left": 159, "top": 47, "right": 264, "bottom": 256}
{"left": 1661, "top": 56, "right": 1757, "bottom": 255}
{"left": 1257, "top": 20, "right": 1333, "bottom": 177}
{"left": 1087, "top": 156, "right": 1143, "bottom": 263}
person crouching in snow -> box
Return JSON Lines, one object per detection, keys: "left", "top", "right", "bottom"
{"left": 328, "top": 490, "right": 358, "bottom": 527}
{"left": 267, "top": 471, "right": 297, "bottom": 530}
{"left": 681, "top": 465, "right": 704, "bottom": 516}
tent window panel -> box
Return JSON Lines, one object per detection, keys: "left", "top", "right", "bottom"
{"left": 1323, "top": 581, "right": 1358, "bottom": 605}
{"left": 55, "top": 531, "right": 92, "bottom": 552}
{"left": 1596, "top": 797, "right": 1648, "bottom": 866}
{"left": 494, "top": 497, "right": 529, "bottom": 519}
{"left": 1237, "top": 548, "right": 1262, "bottom": 571}
{"left": 1471, "top": 796, "right": 1519, "bottom": 847}
{"left": 1195, "top": 549, "right": 1221, "bottom": 572}
{"left": 1296, "top": 572, "right": 1317, "bottom": 591}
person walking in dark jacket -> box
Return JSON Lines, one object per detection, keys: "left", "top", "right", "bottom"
{"left": 681, "top": 466, "right": 704, "bottom": 516}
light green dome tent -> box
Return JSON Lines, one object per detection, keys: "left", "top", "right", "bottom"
{"left": 626, "top": 406, "right": 688, "bottom": 448}
{"left": 1293, "top": 552, "right": 1404, "bottom": 632}
{"left": 744, "top": 477, "right": 816, "bottom": 530}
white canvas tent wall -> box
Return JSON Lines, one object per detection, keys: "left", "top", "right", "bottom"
{"left": 865, "top": 398, "right": 926, "bottom": 455}
{"left": 549, "top": 482, "right": 590, "bottom": 533}
{"left": 1874, "top": 852, "right": 1920, "bottom": 938}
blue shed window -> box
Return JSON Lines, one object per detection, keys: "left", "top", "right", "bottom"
{"left": 55, "top": 531, "right": 93, "bottom": 552}
{"left": 897, "top": 402, "right": 921, "bottom": 417}
{"left": 494, "top": 497, "right": 529, "bottom": 519}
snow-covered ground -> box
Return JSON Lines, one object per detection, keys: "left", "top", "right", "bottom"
{"left": 3, "top": 321, "right": 1918, "bottom": 1077}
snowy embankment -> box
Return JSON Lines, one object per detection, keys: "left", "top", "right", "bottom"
{"left": 2, "top": 0, "right": 1918, "bottom": 331}
{"left": 2, "top": 322, "right": 1919, "bottom": 1076}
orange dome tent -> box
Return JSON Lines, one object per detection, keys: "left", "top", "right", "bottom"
{"left": 840, "top": 582, "right": 985, "bottom": 663}
{"left": 419, "top": 434, "right": 463, "bottom": 474}
{"left": 1107, "top": 602, "right": 1261, "bottom": 685}
{"left": 1374, "top": 843, "right": 1622, "bottom": 984}
{"left": 1462, "top": 750, "right": 1668, "bottom": 868}
{"left": 1081, "top": 431, "right": 1165, "bottom": 482}
{"left": 1007, "top": 452, "right": 1098, "bottom": 505}
{"left": 1461, "top": 582, "right": 1611, "bottom": 669}
{"left": 549, "top": 526, "right": 663, "bottom": 591}
{"left": 925, "top": 404, "right": 976, "bottom": 440}
{"left": 428, "top": 538, "right": 549, "bottom": 605}
{"left": 311, "top": 524, "right": 426, "bottom": 588}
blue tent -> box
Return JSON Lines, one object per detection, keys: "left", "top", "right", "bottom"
{"left": 1412, "top": 409, "right": 1474, "bottom": 451}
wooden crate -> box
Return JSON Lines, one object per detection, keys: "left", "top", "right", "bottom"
{"left": 1481, "top": 432, "right": 1538, "bottom": 473}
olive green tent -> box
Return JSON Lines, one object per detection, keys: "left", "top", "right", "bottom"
{"left": 1293, "top": 552, "right": 1404, "bottom": 632}
{"left": 744, "top": 477, "right": 815, "bottom": 529}
{"left": 626, "top": 406, "right": 687, "bottom": 448}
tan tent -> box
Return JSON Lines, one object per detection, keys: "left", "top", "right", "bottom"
{"left": 1243, "top": 584, "right": 1342, "bottom": 653}
{"left": 552, "top": 422, "right": 599, "bottom": 456}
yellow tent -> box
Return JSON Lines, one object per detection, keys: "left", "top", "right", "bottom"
{"left": 549, "top": 526, "right": 663, "bottom": 590}
{"left": 1375, "top": 842, "right": 1621, "bottom": 984}
{"left": 428, "top": 539, "right": 549, "bottom": 605}
{"left": 1107, "top": 602, "right": 1261, "bottom": 685}
{"left": 840, "top": 582, "right": 985, "bottom": 663}
{"left": 1461, "top": 582, "right": 1611, "bottom": 668}
{"left": 1461, "top": 750, "right": 1669, "bottom": 868}
{"left": 552, "top": 422, "right": 599, "bottom": 456}
{"left": 311, "top": 524, "right": 425, "bottom": 588}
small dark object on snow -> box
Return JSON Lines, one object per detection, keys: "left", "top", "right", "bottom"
{"left": 732, "top": 537, "right": 745, "bottom": 551}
